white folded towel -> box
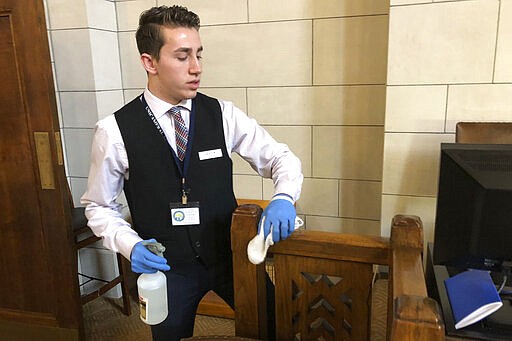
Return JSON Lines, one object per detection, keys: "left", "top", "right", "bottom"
{"left": 247, "top": 216, "right": 304, "bottom": 265}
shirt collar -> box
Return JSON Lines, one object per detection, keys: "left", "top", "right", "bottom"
{"left": 143, "top": 88, "right": 192, "bottom": 119}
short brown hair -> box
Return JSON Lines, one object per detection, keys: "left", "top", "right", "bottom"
{"left": 136, "top": 5, "right": 200, "bottom": 60}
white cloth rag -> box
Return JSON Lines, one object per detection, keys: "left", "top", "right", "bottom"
{"left": 247, "top": 216, "right": 304, "bottom": 265}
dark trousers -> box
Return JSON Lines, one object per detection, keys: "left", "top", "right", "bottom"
{"left": 148, "top": 259, "right": 275, "bottom": 341}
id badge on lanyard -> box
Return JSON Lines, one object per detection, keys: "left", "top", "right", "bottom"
{"left": 170, "top": 178, "right": 200, "bottom": 226}
{"left": 170, "top": 201, "right": 200, "bottom": 226}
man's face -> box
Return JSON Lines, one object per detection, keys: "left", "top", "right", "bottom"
{"left": 144, "top": 26, "right": 203, "bottom": 105}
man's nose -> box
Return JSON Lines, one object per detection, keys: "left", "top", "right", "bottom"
{"left": 190, "top": 57, "right": 202, "bottom": 74}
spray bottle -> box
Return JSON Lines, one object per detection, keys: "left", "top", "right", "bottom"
{"left": 137, "top": 241, "right": 168, "bottom": 325}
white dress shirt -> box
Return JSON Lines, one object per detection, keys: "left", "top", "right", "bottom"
{"left": 81, "top": 89, "right": 303, "bottom": 260}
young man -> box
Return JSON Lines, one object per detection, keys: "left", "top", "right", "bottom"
{"left": 81, "top": 5, "right": 303, "bottom": 340}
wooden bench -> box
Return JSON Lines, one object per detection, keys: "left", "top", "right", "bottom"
{"left": 230, "top": 204, "right": 445, "bottom": 340}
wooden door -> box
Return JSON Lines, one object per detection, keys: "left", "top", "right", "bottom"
{"left": 0, "top": 0, "right": 82, "bottom": 339}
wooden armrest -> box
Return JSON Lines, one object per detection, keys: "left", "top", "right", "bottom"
{"left": 390, "top": 215, "right": 445, "bottom": 341}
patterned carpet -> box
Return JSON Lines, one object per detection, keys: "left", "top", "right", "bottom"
{"left": 371, "top": 279, "right": 388, "bottom": 341}
{"left": 83, "top": 294, "right": 149, "bottom": 341}
{"left": 83, "top": 279, "right": 388, "bottom": 340}
{"left": 83, "top": 295, "right": 234, "bottom": 340}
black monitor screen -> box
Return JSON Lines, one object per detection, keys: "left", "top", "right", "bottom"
{"left": 433, "top": 143, "right": 512, "bottom": 271}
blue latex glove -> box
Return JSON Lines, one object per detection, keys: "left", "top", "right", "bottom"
{"left": 130, "top": 239, "right": 171, "bottom": 274}
{"left": 259, "top": 199, "right": 296, "bottom": 243}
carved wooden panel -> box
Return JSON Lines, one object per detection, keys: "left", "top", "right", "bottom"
{"left": 274, "top": 254, "right": 374, "bottom": 341}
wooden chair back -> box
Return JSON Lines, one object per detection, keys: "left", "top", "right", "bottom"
{"left": 66, "top": 181, "right": 131, "bottom": 315}
{"left": 230, "top": 204, "right": 445, "bottom": 340}
{"left": 455, "top": 122, "right": 512, "bottom": 144}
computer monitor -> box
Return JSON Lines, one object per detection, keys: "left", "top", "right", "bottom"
{"left": 433, "top": 143, "right": 512, "bottom": 272}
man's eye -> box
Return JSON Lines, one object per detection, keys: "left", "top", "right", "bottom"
{"left": 177, "top": 56, "right": 187, "bottom": 61}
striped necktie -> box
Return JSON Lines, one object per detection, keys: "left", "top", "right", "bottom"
{"left": 169, "top": 107, "right": 188, "bottom": 161}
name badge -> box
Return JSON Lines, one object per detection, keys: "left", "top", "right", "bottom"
{"left": 198, "top": 148, "right": 222, "bottom": 160}
{"left": 170, "top": 202, "right": 200, "bottom": 226}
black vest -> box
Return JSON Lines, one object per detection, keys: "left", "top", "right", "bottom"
{"left": 114, "top": 93, "right": 237, "bottom": 267}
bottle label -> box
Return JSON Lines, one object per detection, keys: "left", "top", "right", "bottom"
{"left": 138, "top": 295, "right": 148, "bottom": 322}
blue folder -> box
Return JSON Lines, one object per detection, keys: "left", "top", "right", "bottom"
{"left": 444, "top": 269, "right": 503, "bottom": 329}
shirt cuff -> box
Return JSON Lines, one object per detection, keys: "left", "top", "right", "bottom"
{"left": 271, "top": 193, "right": 294, "bottom": 204}
{"left": 117, "top": 232, "right": 143, "bottom": 261}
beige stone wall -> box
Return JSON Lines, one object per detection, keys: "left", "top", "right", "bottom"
{"left": 45, "top": 0, "right": 512, "bottom": 243}
{"left": 45, "top": 0, "right": 123, "bottom": 205}
{"left": 382, "top": 0, "right": 512, "bottom": 247}
{"left": 46, "top": 0, "right": 390, "bottom": 234}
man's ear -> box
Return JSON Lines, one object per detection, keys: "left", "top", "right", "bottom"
{"left": 140, "top": 53, "right": 157, "bottom": 75}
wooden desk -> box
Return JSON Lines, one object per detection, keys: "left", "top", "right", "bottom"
{"left": 426, "top": 243, "right": 512, "bottom": 341}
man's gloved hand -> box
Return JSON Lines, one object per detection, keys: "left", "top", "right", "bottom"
{"left": 259, "top": 199, "right": 296, "bottom": 243}
{"left": 130, "top": 239, "right": 171, "bottom": 274}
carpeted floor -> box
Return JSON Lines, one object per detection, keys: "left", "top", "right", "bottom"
{"left": 371, "top": 279, "right": 388, "bottom": 341}
{"left": 83, "top": 279, "right": 388, "bottom": 340}
{"left": 83, "top": 294, "right": 234, "bottom": 340}
{"left": 83, "top": 295, "right": 151, "bottom": 340}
